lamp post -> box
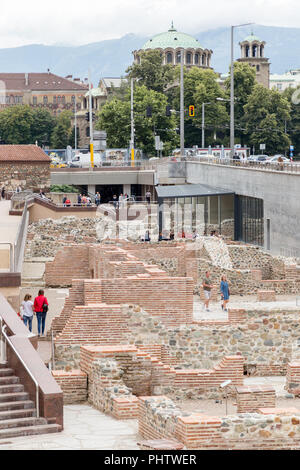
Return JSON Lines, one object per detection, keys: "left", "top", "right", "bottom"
{"left": 230, "top": 23, "right": 254, "bottom": 157}
{"left": 202, "top": 102, "right": 211, "bottom": 149}
{"left": 180, "top": 48, "right": 185, "bottom": 158}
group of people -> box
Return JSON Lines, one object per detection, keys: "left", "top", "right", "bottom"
{"left": 20, "top": 290, "right": 49, "bottom": 337}
{"left": 202, "top": 271, "right": 230, "bottom": 312}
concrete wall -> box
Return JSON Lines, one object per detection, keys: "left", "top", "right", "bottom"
{"left": 186, "top": 162, "right": 300, "bottom": 257}
{"left": 51, "top": 169, "right": 154, "bottom": 186}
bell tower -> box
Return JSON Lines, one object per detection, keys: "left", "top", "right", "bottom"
{"left": 238, "top": 33, "right": 270, "bottom": 88}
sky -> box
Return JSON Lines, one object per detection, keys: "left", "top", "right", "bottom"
{"left": 0, "top": 0, "right": 299, "bottom": 48}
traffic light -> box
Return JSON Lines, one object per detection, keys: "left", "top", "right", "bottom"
{"left": 85, "top": 112, "right": 89, "bottom": 121}
{"left": 166, "top": 105, "right": 171, "bottom": 117}
{"left": 189, "top": 105, "right": 195, "bottom": 117}
{"left": 92, "top": 113, "right": 95, "bottom": 121}
{"left": 146, "top": 106, "right": 152, "bottom": 117}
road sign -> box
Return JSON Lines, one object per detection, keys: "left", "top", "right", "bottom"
{"left": 290, "top": 145, "right": 294, "bottom": 151}
{"left": 155, "top": 135, "right": 160, "bottom": 150}
{"left": 260, "top": 144, "right": 266, "bottom": 150}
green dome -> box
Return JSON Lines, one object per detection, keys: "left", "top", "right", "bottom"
{"left": 142, "top": 24, "right": 202, "bottom": 50}
{"left": 243, "top": 33, "right": 261, "bottom": 43}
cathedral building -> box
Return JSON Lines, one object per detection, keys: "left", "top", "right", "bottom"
{"left": 133, "top": 23, "right": 213, "bottom": 69}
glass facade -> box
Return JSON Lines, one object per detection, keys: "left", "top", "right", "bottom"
{"left": 159, "top": 194, "right": 235, "bottom": 239}
{"left": 235, "top": 195, "right": 264, "bottom": 246}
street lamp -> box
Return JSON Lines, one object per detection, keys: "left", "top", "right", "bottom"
{"left": 230, "top": 23, "right": 254, "bottom": 157}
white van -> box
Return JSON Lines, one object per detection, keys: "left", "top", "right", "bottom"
{"left": 69, "top": 152, "right": 103, "bottom": 168}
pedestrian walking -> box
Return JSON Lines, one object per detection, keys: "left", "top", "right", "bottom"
{"left": 145, "top": 190, "right": 151, "bottom": 204}
{"left": 112, "top": 194, "right": 118, "bottom": 209}
{"left": 21, "top": 294, "right": 34, "bottom": 332}
{"left": 95, "top": 192, "right": 101, "bottom": 206}
{"left": 203, "top": 271, "right": 213, "bottom": 312}
{"left": 34, "top": 289, "right": 49, "bottom": 337}
{"left": 77, "top": 194, "right": 82, "bottom": 206}
{"left": 220, "top": 275, "right": 230, "bottom": 312}
{"left": 1, "top": 187, "right": 5, "bottom": 200}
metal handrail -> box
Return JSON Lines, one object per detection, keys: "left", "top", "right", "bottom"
{"left": 0, "top": 318, "right": 39, "bottom": 417}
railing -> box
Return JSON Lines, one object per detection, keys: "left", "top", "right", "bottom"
{"left": 14, "top": 198, "right": 30, "bottom": 273}
{"left": 185, "top": 155, "right": 300, "bottom": 173}
{"left": 0, "top": 317, "right": 39, "bottom": 417}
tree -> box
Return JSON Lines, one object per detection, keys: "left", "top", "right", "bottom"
{"left": 171, "top": 67, "right": 229, "bottom": 147}
{"left": 31, "top": 108, "right": 56, "bottom": 146}
{"left": 96, "top": 84, "right": 179, "bottom": 156}
{"left": 126, "top": 50, "right": 175, "bottom": 93}
{"left": 282, "top": 86, "right": 300, "bottom": 157}
{"left": 51, "top": 110, "right": 73, "bottom": 148}
{"left": 243, "top": 84, "right": 291, "bottom": 154}
{"left": 0, "top": 105, "right": 34, "bottom": 144}
{"left": 224, "top": 62, "right": 257, "bottom": 145}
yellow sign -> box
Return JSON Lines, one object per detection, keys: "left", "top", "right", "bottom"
{"left": 90, "top": 143, "right": 94, "bottom": 168}
{"left": 131, "top": 148, "right": 134, "bottom": 167}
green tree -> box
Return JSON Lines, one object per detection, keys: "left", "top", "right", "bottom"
{"left": 51, "top": 110, "right": 73, "bottom": 148}
{"left": 0, "top": 105, "right": 34, "bottom": 144}
{"left": 31, "top": 108, "right": 56, "bottom": 146}
{"left": 283, "top": 86, "right": 300, "bottom": 157}
{"left": 171, "top": 67, "right": 229, "bottom": 147}
{"left": 224, "top": 62, "right": 257, "bottom": 145}
{"left": 126, "top": 50, "right": 175, "bottom": 93}
{"left": 243, "top": 84, "right": 291, "bottom": 154}
{"left": 96, "top": 84, "right": 179, "bottom": 156}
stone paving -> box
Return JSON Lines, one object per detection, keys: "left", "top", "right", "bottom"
{"left": 0, "top": 404, "right": 139, "bottom": 450}
{"left": 193, "top": 294, "right": 300, "bottom": 321}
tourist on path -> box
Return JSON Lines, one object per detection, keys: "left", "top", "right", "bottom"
{"left": 203, "top": 271, "right": 213, "bottom": 312}
{"left": 1, "top": 187, "right": 5, "bottom": 200}
{"left": 21, "top": 294, "right": 34, "bottom": 332}
{"left": 34, "top": 289, "right": 49, "bottom": 337}
{"left": 220, "top": 275, "right": 230, "bottom": 312}
{"left": 95, "top": 192, "right": 101, "bottom": 206}
{"left": 145, "top": 190, "right": 151, "bottom": 204}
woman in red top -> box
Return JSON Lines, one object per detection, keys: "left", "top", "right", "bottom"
{"left": 34, "top": 289, "right": 49, "bottom": 337}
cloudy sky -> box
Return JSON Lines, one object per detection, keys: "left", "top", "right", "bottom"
{"left": 0, "top": 0, "right": 299, "bottom": 48}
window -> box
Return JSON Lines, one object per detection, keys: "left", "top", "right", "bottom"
{"left": 277, "top": 83, "right": 282, "bottom": 91}
{"left": 202, "top": 54, "right": 206, "bottom": 65}
{"left": 256, "top": 65, "right": 260, "bottom": 72}
{"left": 71, "top": 95, "right": 75, "bottom": 104}
{"left": 176, "top": 52, "right": 181, "bottom": 63}
{"left": 186, "top": 53, "right": 192, "bottom": 64}
{"left": 53, "top": 96, "right": 57, "bottom": 104}
{"left": 194, "top": 53, "right": 199, "bottom": 64}
{"left": 43, "top": 96, "right": 48, "bottom": 105}
{"left": 166, "top": 52, "right": 173, "bottom": 64}
{"left": 57, "top": 96, "right": 61, "bottom": 104}
{"left": 62, "top": 96, "right": 65, "bottom": 105}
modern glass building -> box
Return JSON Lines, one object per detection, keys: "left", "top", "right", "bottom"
{"left": 155, "top": 184, "right": 264, "bottom": 245}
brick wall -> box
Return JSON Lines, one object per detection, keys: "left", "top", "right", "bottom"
{"left": 52, "top": 369, "right": 87, "bottom": 404}
{"left": 45, "top": 246, "right": 90, "bottom": 287}
{"left": 138, "top": 396, "right": 300, "bottom": 450}
{"left": 236, "top": 385, "right": 276, "bottom": 413}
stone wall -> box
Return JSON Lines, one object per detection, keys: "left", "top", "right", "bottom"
{"left": 0, "top": 162, "right": 50, "bottom": 192}
{"left": 138, "top": 396, "right": 300, "bottom": 450}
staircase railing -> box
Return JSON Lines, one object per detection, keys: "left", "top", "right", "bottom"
{"left": 0, "top": 317, "right": 39, "bottom": 418}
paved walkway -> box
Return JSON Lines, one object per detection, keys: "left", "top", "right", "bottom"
{"left": 193, "top": 294, "right": 300, "bottom": 321}
{"left": 0, "top": 200, "right": 21, "bottom": 244}
{"left": 0, "top": 404, "right": 139, "bottom": 450}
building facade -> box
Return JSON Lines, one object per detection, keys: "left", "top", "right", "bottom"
{"left": 133, "top": 24, "right": 213, "bottom": 69}
{"left": 237, "top": 33, "right": 270, "bottom": 88}
{"left": 0, "top": 72, "right": 88, "bottom": 116}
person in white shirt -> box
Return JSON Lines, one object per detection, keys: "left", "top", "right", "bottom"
{"left": 21, "top": 294, "right": 34, "bottom": 332}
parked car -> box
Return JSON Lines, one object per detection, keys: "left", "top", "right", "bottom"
{"left": 266, "top": 155, "right": 290, "bottom": 165}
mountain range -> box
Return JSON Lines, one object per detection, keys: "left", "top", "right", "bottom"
{"left": 0, "top": 25, "right": 299, "bottom": 85}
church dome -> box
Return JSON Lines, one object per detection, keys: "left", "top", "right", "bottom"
{"left": 242, "top": 33, "right": 262, "bottom": 43}
{"left": 142, "top": 24, "right": 202, "bottom": 50}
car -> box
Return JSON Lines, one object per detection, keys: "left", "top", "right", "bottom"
{"left": 267, "top": 155, "right": 290, "bottom": 164}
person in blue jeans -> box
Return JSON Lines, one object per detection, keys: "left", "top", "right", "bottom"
{"left": 34, "top": 289, "right": 49, "bottom": 337}
{"left": 21, "top": 294, "right": 34, "bottom": 332}
{"left": 220, "top": 275, "right": 230, "bottom": 312}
